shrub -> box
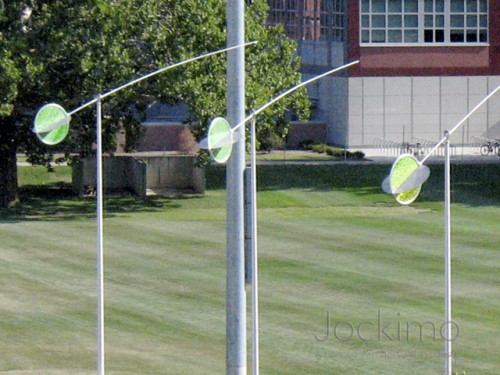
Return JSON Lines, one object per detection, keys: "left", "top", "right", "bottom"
{"left": 304, "top": 142, "right": 365, "bottom": 160}
{"left": 352, "top": 151, "right": 365, "bottom": 159}
{"left": 310, "top": 143, "right": 330, "bottom": 153}
{"left": 325, "top": 147, "right": 345, "bottom": 157}
{"left": 298, "top": 140, "right": 315, "bottom": 150}
{"left": 325, "top": 147, "right": 365, "bottom": 160}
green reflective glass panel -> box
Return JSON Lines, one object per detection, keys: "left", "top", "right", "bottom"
{"left": 451, "top": 0, "right": 465, "bottom": 12}
{"left": 404, "top": 15, "right": 418, "bottom": 27}
{"left": 451, "top": 15, "right": 464, "bottom": 27}
{"left": 34, "top": 103, "right": 70, "bottom": 145}
{"left": 389, "top": 15, "right": 402, "bottom": 27}
{"left": 388, "top": 0, "right": 402, "bottom": 12}
{"left": 466, "top": 0, "right": 477, "bottom": 12}
{"left": 467, "top": 15, "right": 477, "bottom": 27}
{"left": 404, "top": 29, "right": 418, "bottom": 42}
{"left": 404, "top": 0, "right": 418, "bottom": 12}
{"left": 372, "top": 15, "right": 386, "bottom": 27}
{"left": 479, "top": 0, "right": 487, "bottom": 12}
{"left": 372, "top": 0, "right": 386, "bottom": 13}
{"left": 390, "top": 154, "right": 421, "bottom": 205}
{"left": 388, "top": 30, "right": 402, "bottom": 42}
{"left": 436, "top": 0, "right": 445, "bottom": 12}
{"left": 208, "top": 117, "right": 233, "bottom": 164}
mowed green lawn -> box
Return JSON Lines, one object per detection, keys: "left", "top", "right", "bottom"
{"left": 0, "top": 166, "right": 498, "bottom": 374}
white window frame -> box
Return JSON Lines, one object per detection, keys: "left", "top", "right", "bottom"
{"left": 359, "top": 0, "right": 489, "bottom": 47}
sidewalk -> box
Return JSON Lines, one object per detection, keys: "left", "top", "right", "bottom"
{"left": 16, "top": 147, "right": 499, "bottom": 167}
{"left": 359, "top": 146, "right": 500, "bottom": 164}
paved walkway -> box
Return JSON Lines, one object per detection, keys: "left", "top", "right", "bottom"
{"left": 356, "top": 147, "right": 499, "bottom": 164}
{"left": 16, "top": 147, "right": 499, "bottom": 167}
{"left": 257, "top": 147, "right": 499, "bottom": 165}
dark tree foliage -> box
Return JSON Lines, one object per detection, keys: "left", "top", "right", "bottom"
{"left": 0, "top": 0, "right": 309, "bottom": 207}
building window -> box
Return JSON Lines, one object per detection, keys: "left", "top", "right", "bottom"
{"left": 268, "top": 0, "right": 345, "bottom": 42}
{"left": 360, "top": 0, "right": 488, "bottom": 45}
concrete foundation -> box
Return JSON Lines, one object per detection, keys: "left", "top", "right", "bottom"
{"left": 73, "top": 154, "right": 205, "bottom": 197}
{"left": 73, "top": 156, "right": 147, "bottom": 197}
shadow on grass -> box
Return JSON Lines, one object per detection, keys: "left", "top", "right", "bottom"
{"left": 338, "top": 181, "right": 499, "bottom": 207}
{"left": 0, "top": 182, "right": 196, "bottom": 223}
{"left": 207, "top": 163, "right": 499, "bottom": 207}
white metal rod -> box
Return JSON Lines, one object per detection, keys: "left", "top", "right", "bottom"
{"left": 421, "top": 83, "right": 500, "bottom": 164}
{"left": 72, "top": 43, "right": 258, "bottom": 375}
{"left": 379, "top": 84, "right": 500, "bottom": 375}
{"left": 100, "top": 41, "right": 257, "bottom": 101}
{"left": 197, "top": 61, "right": 360, "bottom": 149}
{"left": 96, "top": 97, "right": 105, "bottom": 375}
{"left": 231, "top": 60, "right": 359, "bottom": 132}
{"left": 242, "top": 61, "right": 359, "bottom": 375}
{"left": 444, "top": 132, "right": 452, "bottom": 375}
{"left": 221, "top": 60, "right": 359, "bottom": 374}
{"left": 33, "top": 115, "right": 72, "bottom": 133}
{"left": 250, "top": 118, "right": 259, "bottom": 375}
{"left": 69, "top": 98, "right": 99, "bottom": 116}
{"left": 68, "top": 42, "right": 257, "bottom": 117}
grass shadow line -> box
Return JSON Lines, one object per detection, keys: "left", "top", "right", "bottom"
{"left": 0, "top": 183, "right": 188, "bottom": 223}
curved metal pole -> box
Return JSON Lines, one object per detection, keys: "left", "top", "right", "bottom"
{"left": 198, "top": 61, "right": 360, "bottom": 150}
{"left": 34, "top": 42, "right": 258, "bottom": 375}
{"left": 68, "top": 42, "right": 257, "bottom": 116}
{"left": 65, "top": 44, "right": 256, "bottom": 375}
{"left": 421, "top": 84, "right": 500, "bottom": 165}
{"left": 390, "top": 85, "right": 500, "bottom": 375}
{"left": 241, "top": 60, "right": 359, "bottom": 375}
{"left": 232, "top": 60, "right": 359, "bottom": 132}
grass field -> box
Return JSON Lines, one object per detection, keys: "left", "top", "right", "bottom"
{"left": 0, "top": 165, "right": 498, "bottom": 374}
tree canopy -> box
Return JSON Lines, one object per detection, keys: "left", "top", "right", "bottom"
{"left": 0, "top": 0, "right": 309, "bottom": 207}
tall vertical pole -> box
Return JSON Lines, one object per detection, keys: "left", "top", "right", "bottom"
{"left": 250, "top": 118, "right": 259, "bottom": 375}
{"left": 96, "top": 96, "right": 105, "bottom": 375}
{"left": 444, "top": 131, "right": 452, "bottom": 375}
{"left": 226, "top": 0, "right": 247, "bottom": 374}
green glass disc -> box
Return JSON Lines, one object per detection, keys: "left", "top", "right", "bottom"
{"left": 208, "top": 117, "right": 232, "bottom": 164}
{"left": 34, "top": 103, "right": 70, "bottom": 145}
{"left": 390, "top": 154, "right": 422, "bottom": 205}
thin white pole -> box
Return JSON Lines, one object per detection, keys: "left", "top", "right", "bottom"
{"left": 250, "top": 118, "right": 259, "bottom": 375}
{"left": 244, "top": 61, "right": 359, "bottom": 375}
{"left": 191, "top": 59, "right": 360, "bottom": 374}
{"left": 64, "top": 44, "right": 257, "bottom": 375}
{"left": 444, "top": 132, "right": 452, "bottom": 375}
{"left": 379, "top": 84, "right": 500, "bottom": 375}
{"left": 96, "top": 96, "right": 105, "bottom": 375}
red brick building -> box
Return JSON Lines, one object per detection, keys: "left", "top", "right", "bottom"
{"left": 268, "top": 0, "right": 500, "bottom": 147}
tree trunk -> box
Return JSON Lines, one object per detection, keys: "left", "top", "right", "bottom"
{"left": 0, "top": 138, "right": 19, "bottom": 209}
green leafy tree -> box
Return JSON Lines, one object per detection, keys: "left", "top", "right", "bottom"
{"left": 170, "top": 0, "right": 309, "bottom": 145}
{"left": 0, "top": 0, "right": 309, "bottom": 208}
{"left": 0, "top": 2, "right": 24, "bottom": 207}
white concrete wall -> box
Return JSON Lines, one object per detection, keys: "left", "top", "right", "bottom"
{"left": 73, "top": 157, "right": 147, "bottom": 197}
{"left": 73, "top": 155, "right": 204, "bottom": 196}
{"left": 144, "top": 156, "right": 204, "bottom": 193}
{"left": 299, "top": 41, "right": 345, "bottom": 68}
{"left": 346, "top": 76, "right": 500, "bottom": 147}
